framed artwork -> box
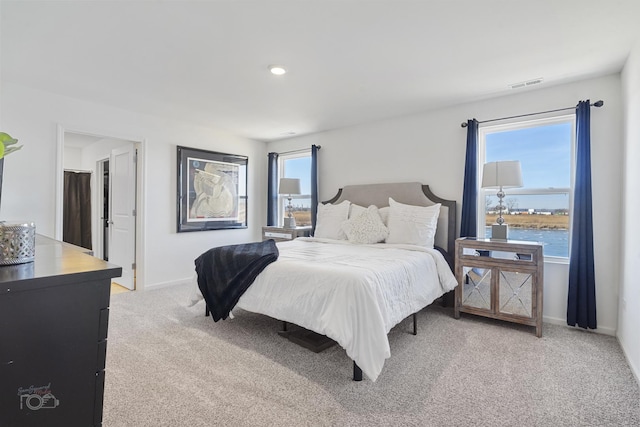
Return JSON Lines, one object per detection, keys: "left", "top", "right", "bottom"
{"left": 177, "top": 146, "right": 248, "bottom": 232}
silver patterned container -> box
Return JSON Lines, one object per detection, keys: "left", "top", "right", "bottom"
{"left": 0, "top": 221, "right": 36, "bottom": 265}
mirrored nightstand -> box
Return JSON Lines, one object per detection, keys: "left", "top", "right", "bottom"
{"left": 454, "top": 237, "right": 544, "bottom": 337}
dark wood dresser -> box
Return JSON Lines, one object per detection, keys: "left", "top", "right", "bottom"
{"left": 0, "top": 235, "right": 122, "bottom": 427}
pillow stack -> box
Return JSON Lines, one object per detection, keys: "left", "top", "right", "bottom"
{"left": 313, "top": 197, "right": 441, "bottom": 247}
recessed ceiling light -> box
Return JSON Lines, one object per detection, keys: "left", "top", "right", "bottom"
{"left": 269, "top": 65, "right": 287, "bottom": 75}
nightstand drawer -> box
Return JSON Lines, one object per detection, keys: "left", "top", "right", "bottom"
{"left": 262, "top": 226, "right": 311, "bottom": 242}
{"left": 264, "top": 231, "right": 294, "bottom": 240}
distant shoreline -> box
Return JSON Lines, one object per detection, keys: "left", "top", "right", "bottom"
{"left": 485, "top": 213, "right": 569, "bottom": 230}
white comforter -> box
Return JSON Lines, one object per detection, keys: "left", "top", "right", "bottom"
{"left": 231, "top": 237, "right": 457, "bottom": 382}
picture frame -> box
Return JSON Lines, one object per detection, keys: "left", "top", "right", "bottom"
{"left": 177, "top": 146, "right": 248, "bottom": 232}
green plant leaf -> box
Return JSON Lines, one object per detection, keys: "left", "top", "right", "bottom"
{"left": 3, "top": 138, "right": 19, "bottom": 146}
{"left": 4, "top": 146, "right": 23, "bottom": 156}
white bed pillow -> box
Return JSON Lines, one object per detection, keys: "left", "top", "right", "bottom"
{"left": 314, "top": 200, "right": 351, "bottom": 240}
{"left": 385, "top": 198, "right": 441, "bottom": 247}
{"left": 342, "top": 205, "right": 389, "bottom": 244}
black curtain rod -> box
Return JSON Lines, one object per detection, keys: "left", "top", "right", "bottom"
{"left": 460, "top": 100, "right": 604, "bottom": 128}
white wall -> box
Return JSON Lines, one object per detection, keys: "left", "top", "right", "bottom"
{"left": 619, "top": 44, "right": 640, "bottom": 381}
{"left": 268, "top": 74, "right": 623, "bottom": 335}
{"left": 0, "top": 82, "right": 266, "bottom": 289}
{"left": 63, "top": 146, "right": 82, "bottom": 169}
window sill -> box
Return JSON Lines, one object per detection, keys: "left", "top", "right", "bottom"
{"left": 544, "top": 256, "right": 569, "bottom": 265}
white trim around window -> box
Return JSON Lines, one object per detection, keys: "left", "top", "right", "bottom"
{"left": 477, "top": 114, "right": 576, "bottom": 260}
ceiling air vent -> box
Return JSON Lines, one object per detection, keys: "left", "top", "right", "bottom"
{"left": 509, "top": 78, "right": 543, "bottom": 90}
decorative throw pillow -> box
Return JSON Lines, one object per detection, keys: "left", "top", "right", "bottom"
{"left": 314, "top": 200, "right": 351, "bottom": 240}
{"left": 378, "top": 206, "right": 390, "bottom": 225}
{"left": 342, "top": 205, "right": 389, "bottom": 244}
{"left": 348, "top": 203, "right": 367, "bottom": 219}
{"left": 385, "top": 198, "right": 441, "bottom": 247}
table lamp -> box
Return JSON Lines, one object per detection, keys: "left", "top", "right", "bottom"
{"left": 278, "top": 178, "right": 301, "bottom": 228}
{"left": 481, "top": 160, "right": 523, "bottom": 240}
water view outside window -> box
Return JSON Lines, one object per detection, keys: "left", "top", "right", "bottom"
{"left": 481, "top": 118, "right": 574, "bottom": 258}
{"left": 280, "top": 154, "right": 312, "bottom": 226}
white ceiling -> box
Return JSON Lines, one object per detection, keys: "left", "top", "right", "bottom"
{"left": 2, "top": 0, "right": 639, "bottom": 142}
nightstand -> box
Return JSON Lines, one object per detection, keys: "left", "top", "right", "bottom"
{"left": 262, "top": 226, "right": 312, "bottom": 242}
{"left": 454, "top": 237, "right": 544, "bottom": 337}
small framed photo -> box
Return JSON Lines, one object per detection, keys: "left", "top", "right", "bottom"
{"left": 177, "top": 146, "right": 248, "bottom": 232}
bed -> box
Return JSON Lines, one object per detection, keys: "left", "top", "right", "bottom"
{"left": 194, "top": 182, "right": 457, "bottom": 382}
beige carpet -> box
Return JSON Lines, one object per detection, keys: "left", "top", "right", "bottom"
{"left": 103, "top": 284, "right": 640, "bottom": 427}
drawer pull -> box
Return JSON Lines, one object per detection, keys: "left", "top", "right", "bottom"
{"left": 264, "top": 232, "right": 292, "bottom": 239}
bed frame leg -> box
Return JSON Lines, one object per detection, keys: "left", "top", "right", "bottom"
{"left": 353, "top": 362, "right": 363, "bottom": 381}
{"left": 412, "top": 313, "right": 417, "bottom": 335}
{"left": 205, "top": 305, "right": 210, "bottom": 317}
{"left": 282, "top": 321, "right": 288, "bottom": 332}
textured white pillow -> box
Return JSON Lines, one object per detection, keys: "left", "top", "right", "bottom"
{"left": 378, "top": 206, "right": 390, "bottom": 225}
{"left": 342, "top": 205, "right": 389, "bottom": 244}
{"left": 314, "top": 200, "right": 351, "bottom": 240}
{"left": 386, "top": 198, "right": 441, "bottom": 247}
{"left": 348, "top": 203, "right": 367, "bottom": 219}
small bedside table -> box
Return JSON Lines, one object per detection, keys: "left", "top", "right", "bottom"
{"left": 454, "top": 237, "right": 544, "bottom": 337}
{"left": 262, "top": 226, "right": 312, "bottom": 242}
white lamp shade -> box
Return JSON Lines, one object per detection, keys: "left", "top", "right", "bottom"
{"left": 481, "top": 161, "right": 523, "bottom": 189}
{"left": 278, "top": 178, "right": 301, "bottom": 195}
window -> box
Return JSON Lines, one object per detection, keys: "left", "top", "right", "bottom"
{"left": 279, "top": 151, "right": 312, "bottom": 226}
{"left": 478, "top": 115, "right": 575, "bottom": 259}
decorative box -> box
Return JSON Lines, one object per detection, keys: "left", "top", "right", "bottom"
{"left": 0, "top": 221, "right": 36, "bottom": 265}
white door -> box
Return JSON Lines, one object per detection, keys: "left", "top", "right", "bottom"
{"left": 109, "top": 144, "right": 137, "bottom": 290}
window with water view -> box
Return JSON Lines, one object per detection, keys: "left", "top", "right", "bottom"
{"left": 479, "top": 116, "right": 574, "bottom": 258}
{"left": 280, "top": 152, "right": 312, "bottom": 227}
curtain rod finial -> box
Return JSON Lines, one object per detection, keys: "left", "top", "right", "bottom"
{"left": 593, "top": 100, "right": 604, "bottom": 107}
{"left": 461, "top": 122, "right": 468, "bottom": 128}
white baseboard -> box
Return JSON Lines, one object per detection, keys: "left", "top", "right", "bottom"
{"left": 543, "top": 315, "right": 616, "bottom": 336}
{"left": 617, "top": 335, "right": 640, "bottom": 387}
{"left": 144, "top": 277, "right": 194, "bottom": 291}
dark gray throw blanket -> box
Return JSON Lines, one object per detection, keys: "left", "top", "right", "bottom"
{"left": 195, "top": 239, "right": 279, "bottom": 322}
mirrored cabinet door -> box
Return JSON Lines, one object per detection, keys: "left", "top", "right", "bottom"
{"left": 461, "top": 265, "right": 492, "bottom": 312}
{"left": 498, "top": 269, "right": 534, "bottom": 319}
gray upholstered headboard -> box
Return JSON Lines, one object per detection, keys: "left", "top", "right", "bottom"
{"left": 323, "top": 182, "right": 457, "bottom": 256}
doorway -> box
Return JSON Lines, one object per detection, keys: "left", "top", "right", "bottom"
{"left": 56, "top": 127, "right": 144, "bottom": 291}
{"left": 98, "top": 158, "right": 109, "bottom": 261}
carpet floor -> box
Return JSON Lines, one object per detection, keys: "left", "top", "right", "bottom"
{"left": 103, "top": 284, "right": 640, "bottom": 426}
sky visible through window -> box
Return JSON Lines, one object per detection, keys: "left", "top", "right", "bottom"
{"left": 485, "top": 122, "right": 572, "bottom": 209}
{"left": 484, "top": 121, "right": 572, "bottom": 257}
{"left": 283, "top": 156, "right": 312, "bottom": 195}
